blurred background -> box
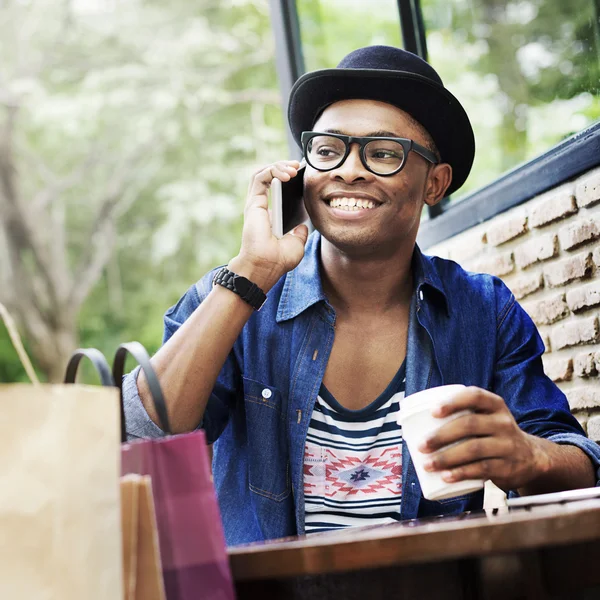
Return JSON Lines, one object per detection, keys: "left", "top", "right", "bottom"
{"left": 1, "top": 0, "right": 599, "bottom": 382}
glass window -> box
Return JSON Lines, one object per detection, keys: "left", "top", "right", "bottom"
{"left": 296, "top": 0, "right": 402, "bottom": 70}
{"left": 422, "top": 0, "right": 600, "bottom": 200}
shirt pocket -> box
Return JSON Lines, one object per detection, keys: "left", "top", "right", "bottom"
{"left": 242, "top": 377, "right": 291, "bottom": 502}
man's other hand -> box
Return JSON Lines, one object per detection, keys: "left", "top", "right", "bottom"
{"left": 417, "top": 387, "right": 546, "bottom": 492}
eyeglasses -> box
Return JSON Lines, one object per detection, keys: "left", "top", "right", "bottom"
{"left": 301, "top": 131, "right": 439, "bottom": 177}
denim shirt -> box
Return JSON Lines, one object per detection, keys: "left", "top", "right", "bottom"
{"left": 123, "top": 232, "right": 600, "bottom": 546}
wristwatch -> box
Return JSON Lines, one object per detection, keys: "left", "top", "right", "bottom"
{"left": 212, "top": 267, "right": 267, "bottom": 311}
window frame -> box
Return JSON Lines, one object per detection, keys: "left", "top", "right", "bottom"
{"left": 270, "top": 0, "right": 600, "bottom": 248}
{"left": 418, "top": 121, "right": 600, "bottom": 248}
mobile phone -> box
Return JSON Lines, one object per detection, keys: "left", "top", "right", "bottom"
{"left": 271, "top": 165, "right": 308, "bottom": 238}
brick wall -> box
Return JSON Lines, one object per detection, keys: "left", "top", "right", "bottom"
{"left": 427, "top": 166, "right": 600, "bottom": 442}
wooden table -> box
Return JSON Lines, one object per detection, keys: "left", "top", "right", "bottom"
{"left": 228, "top": 498, "right": 600, "bottom": 600}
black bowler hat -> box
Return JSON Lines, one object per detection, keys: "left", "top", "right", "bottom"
{"left": 288, "top": 45, "right": 475, "bottom": 196}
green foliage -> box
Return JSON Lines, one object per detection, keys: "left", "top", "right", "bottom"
{"left": 0, "top": 330, "right": 40, "bottom": 383}
{"left": 297, "top": 0, "right": 402, "bottom": 70}
{"left": 0, "top": 0, "right": 286, "bottom": 382}
{"left": 72, "top": 0, "right": 285, "bottom": 375}
{"left": 421, "top": 0, "right": 600, "bottom": 192}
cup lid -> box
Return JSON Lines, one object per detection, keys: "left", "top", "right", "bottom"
{"left": 397, "top": 384, "right": 466, "bottom": 424}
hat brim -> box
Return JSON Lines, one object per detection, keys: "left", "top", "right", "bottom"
{"left": 288, "top": 69, "right": 475, "bottom": 197}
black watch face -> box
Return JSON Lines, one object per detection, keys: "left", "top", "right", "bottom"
{"left": 234, "top": 275, "right": 252, "bottom": 296}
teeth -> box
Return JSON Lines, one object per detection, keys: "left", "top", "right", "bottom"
{"left": 329, "top": 197, "right": 377, "bottom": 210}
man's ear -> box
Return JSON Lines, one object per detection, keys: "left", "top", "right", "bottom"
{"left": 424, "top": 163, "right": 453, "bottom": 206}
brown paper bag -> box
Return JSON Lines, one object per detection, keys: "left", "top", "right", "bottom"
{"left": 137, "top": 475, "right": 167, "bottom": 600}
{"left": 0, "top": 303, "right": 123, "bottom": 600}
{"left": 121, "top": 474, "right": 166, "bottom": 600}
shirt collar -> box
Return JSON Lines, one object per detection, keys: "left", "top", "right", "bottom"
{"left": 276, "top": 231, "right": 450, "bottom": 323}
{"left": 276, "top": 232, "right": 328, "bottom": 323}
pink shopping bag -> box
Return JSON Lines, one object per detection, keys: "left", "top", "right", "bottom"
{"left": 113, "top": 342, "right": 235, "bottom": 600}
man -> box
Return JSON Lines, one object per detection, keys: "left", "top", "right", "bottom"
{"left": 123, "top": 46, "right": 600, "bottom": 545}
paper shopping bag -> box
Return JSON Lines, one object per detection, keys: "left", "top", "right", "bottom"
{"left": 0, "top": 303, "right": 122, "bottom": 600}
{"left": 114, "top": 342, "right": 235, "bottom": 600}
{"left": 121, "top": 474, "right": 166, "bottom": 600}
{"left": 136, "top": 474, "right": 167, "bottom": 600}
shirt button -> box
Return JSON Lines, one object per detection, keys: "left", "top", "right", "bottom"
{"left": 261, "top": 388, "right": 272, "bottom": 399}
{"left": 419, "top": 290, "right": 424, "bottom": 301}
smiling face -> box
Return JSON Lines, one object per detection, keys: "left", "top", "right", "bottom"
{"left": 303, "top": 99, "right": 450, "bottom": 257}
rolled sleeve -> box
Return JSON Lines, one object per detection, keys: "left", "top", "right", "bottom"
{"left": 547, "top": 432, "right": 600, "bottom": 485}
{"left": 123, "top": 365, "right": 166, "bottom": 440}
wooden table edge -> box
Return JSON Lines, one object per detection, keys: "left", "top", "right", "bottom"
{"left": 228, "top": 501, "right": 600, "bottom": 581}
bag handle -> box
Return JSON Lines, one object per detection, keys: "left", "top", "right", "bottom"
{"left": 112, "top": 342, "right": 171, "bottom": 442}
{"left": 0, "top": 302, "right": 40, "bottom": 385}
{"left": 64, "top": 348, "right": 115, "bottom": 387}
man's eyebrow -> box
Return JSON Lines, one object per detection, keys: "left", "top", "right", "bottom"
{"left": 366, "top": 130, "right": 401, "bottom": 138}
{"left": 321, "top": 128, "right": 401, "bottom": 138}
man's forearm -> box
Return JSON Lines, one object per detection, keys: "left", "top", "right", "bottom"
{"left": 519, "top": 435, "right": 597, "bottom": 496}
{"left": 138, "top": 257, "right": 281, "bottom": 434}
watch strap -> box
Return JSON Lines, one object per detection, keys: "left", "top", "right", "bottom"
{"left": 213, "top": 267, "right": 267, "bottom": 311}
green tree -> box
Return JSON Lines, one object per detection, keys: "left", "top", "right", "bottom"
{"left": 0, "top": 0, "right": 287, "bottom": 381}
{"left": 422, "top": 0, "right": 600, "bottom": 177}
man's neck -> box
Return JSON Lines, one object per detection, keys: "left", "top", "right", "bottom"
{"left": 319, "top": 237, "right": 415, "bottom": 315}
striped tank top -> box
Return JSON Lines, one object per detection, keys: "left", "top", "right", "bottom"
{"left": 303, "top": 361, "right": 406, "bottom": 534}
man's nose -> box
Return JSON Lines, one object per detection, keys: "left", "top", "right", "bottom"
{"left": 333, "top": 144, "right": 370, "bottom": 182}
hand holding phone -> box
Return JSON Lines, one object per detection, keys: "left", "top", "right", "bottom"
{"left": 231, "top": 160, "right": 309, "bottom": 293}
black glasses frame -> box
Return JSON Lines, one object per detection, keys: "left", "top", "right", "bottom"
{"left": 301, "top": 131, "right": 439, "bottom": 177}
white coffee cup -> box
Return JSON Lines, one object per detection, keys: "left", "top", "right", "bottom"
{"left": 396, "top": 384, "right": 485, "bottom": 501}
